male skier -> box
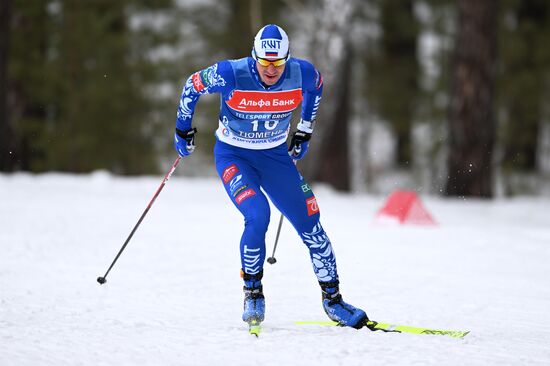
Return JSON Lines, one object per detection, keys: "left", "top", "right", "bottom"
{"left": 174, "top": 24, "right": 368, "bottom": 330}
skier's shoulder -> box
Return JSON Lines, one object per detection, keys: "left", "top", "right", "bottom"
{"left": 288, "top": 57, "right": 318, "bottom": 73}
{"left": 207, "top": 59, "right": 234, "bottom": 78}
{"left": 289, "top": 57, "right": 322, "bottom": 91}
{"left": 193, "top": 59, "right": 235, "bottom": 91}
{"left": 226, "top": 57, "right": 252, "bottom": 70}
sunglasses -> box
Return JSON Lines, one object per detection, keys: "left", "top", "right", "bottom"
{"left": 256, "top": 57, "right": 287, "bottom": 67}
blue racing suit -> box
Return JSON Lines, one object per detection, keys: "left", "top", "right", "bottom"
{"left": 176, "top": 57, "right": 337, "bottom": 282}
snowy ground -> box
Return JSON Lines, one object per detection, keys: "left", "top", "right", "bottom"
{"left": 1, "top": 171, "right": 550, "bottom": 365}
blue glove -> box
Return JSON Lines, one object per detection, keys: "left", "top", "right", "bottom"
{"left": 288, "top": 130, "right": 312, "bottom": 160}
{"left": 174, "top": 127, "right": 197, "bottom": 157}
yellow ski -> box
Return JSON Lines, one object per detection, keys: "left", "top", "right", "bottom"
{"left": 248, "top": 320, "right": 262, "bottom": 337}
{"left": 294, "top": 320, "right": 469, "bottom": 338}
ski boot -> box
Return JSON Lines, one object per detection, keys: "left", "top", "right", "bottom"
{"left": 241, "top": 270, "right": 265, "bottom": 326}
{"left": 320, "top": 280, "right": 368, "bottom": 329}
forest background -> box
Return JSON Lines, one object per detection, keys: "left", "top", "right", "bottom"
{"left": 2, "top": 0, "right": 549, "bottom": 198}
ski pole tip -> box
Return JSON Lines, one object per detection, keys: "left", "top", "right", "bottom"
{"left": 97, "top": 276, "right": 107, "bottom": 285}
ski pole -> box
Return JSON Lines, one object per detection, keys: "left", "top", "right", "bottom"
{"left": 266, "top": 213, "right": 284, "bottom": 264}
{"left": 97, "top": 156, "right": 182, "bottom": 285}
{"left": 267, "top": 160, "right": 297, "bottom": 265}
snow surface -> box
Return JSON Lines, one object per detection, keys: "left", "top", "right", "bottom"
{"left": 1, "top": 171, "right": 550, "bottom": 366}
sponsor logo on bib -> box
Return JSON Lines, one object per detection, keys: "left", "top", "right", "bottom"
{"left": 226, "top": 89, "right": 302, "bottom": 113}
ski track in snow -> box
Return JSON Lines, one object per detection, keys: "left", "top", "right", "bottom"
{"left": 1, "top": 172, "right": 550, "bottom": 365}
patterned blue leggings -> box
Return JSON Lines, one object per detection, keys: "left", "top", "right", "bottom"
{"left": 214, "top": 140, "right": 338, "bottom": 283}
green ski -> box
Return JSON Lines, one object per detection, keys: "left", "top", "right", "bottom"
{"left": 248, "top": 320, "right": 262, "bottom": 337}
{"left": 294, "top": 320, "right": 469, "bottom": 339}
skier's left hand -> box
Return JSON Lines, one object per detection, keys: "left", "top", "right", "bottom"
{"left": 288, "top": 130, "right": 312, "bottom": 160}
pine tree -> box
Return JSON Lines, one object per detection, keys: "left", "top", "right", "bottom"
{"left": 368, "top": 0, "right": 420, "bottom": 168}
{"left": 0, "top": 0, "right": 14, "bottom": 171}
{"left": 5, "top": 1, "right": 176, "bottom": 174}
{"left": 294, "top": 0, "right": 357, "bottom": 191}
{"left": 445, "top": 0, "right": 498, "bottom": 197}
{"left": 499, "top": 0, "right": 550, "bottom": 174}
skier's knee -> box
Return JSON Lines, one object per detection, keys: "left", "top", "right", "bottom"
{"left": 244, "top": 210, "right": 270, "bottom": 235}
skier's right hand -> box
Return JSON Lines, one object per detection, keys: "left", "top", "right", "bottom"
{"left": 174, "top": 127, "right": 197, "bottom": 157}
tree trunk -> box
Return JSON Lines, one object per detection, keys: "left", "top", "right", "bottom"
{"left": 501, "top": 1, "right": 548, "bottom": 173}
{"left": 445, "top": 0, "right": 498, "bottom": 198}
{"left": 379, "top": 0, "right": 419, "bottom": 167}
{"left": 299, "top": 0, "right": 356, "bottom": 191}
{"left": 0, "top": 0, "right": 14, "bottom": 171}
{"left": 315, "top": 41, "right": 352, "bottom": 190}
